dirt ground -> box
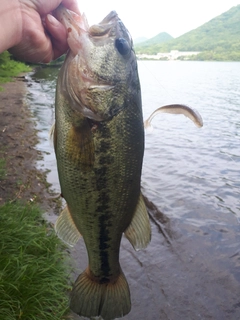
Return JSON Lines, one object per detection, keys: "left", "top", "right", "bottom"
{"left": 0, "top": 77, "right": 55, "bottom": 209}
{"left": 0, "top": 77, "right": 82, "bottom": 320}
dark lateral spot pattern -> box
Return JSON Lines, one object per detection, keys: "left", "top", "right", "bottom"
{"left": 93, "top": 123, "right": 115, "bottom": 280}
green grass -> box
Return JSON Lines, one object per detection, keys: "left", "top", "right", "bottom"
{"left": 0, "top": 203, "right": 71, "bottom": 320}
{"left": 0, "top": 51, "right": 72, "bottom": 319}
{"left": 0, "top": 51, "right": 31, "bottom": 85}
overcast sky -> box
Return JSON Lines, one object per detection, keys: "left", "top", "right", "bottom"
{"left": 76, "top": 0, "right": 239, "bottom": 39}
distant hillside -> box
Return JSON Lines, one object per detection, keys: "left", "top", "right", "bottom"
{"left": 135, "top": 32, "right": 173, "bottom": 47}
{"left": 134, "top": 37, "right": 148, "bottom": 44}
{"left": 135, "top": 5, "right": 240, "bottom": 60}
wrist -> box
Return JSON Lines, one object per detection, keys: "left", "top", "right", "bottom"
{"left": 0, "top": 0, "right": 22, "bottom": 53}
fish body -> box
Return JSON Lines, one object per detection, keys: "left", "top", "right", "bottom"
{"left": 144, "top": 104, "right": 203, "bottom": 129}
{"left": 53, "top": 7, "right": 151, "bottom": 320}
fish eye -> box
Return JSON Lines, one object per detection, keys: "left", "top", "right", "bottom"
{"left": 115, "top": 38, "right": 131, "bottom": 56}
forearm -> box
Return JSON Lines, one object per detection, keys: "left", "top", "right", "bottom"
{"left": 0, "top": 0, "right": 22, "bottom": 53}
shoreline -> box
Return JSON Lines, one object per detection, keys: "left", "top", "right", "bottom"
{"left": 0, "top": 76, "right": 81, "bottom": 320}
{"left": 0, "top": 77, "right": 57, "bottom": 210}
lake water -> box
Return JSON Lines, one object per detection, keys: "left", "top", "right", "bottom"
{"left": 26, "top": 61, "right": 240, "bottom": 320}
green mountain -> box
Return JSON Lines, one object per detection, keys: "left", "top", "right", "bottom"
{"left": 134, "top": 37, "right": 148, "bottom": 44}
{"left": 135, "top": 5, "right": 240, "bottom": 60}
{"left": 135, "top": 32, "right": 173, "bottom": 47}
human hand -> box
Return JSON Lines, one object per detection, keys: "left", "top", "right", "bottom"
{"left": 8, "top": 0, "right": 80, "bottom": 63}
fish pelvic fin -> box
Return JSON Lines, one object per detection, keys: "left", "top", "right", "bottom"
{"left": 70, "top": 268, "right": 131, "bottom": 320}
{"left": 124, "top": 193, "right": 151, "bottom": 251}
{"left": 54, "top": 205, "right": 82, "bottom": 247}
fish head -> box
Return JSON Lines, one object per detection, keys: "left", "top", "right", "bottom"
{"left": 55, "top": 7, "right": 140, "bottom": 121}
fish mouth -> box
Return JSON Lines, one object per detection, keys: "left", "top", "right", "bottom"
{"left": 55, "top": 6, "right": 132, "bottom": 121}
{"left": 54, "top": 7, "right": 120, "bottom": 50}
{"left": 54, "top": 5, "right": 89, "bottom": 32}
{"left": 88, "top": 11, "right": 118, "bottom": 37}
{"left": 100, "top": 11, "right": 118, "bottom": 24}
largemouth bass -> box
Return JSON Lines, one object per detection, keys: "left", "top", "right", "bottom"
{"left": 53, "top": 6, "right": 151, "bottom": 320}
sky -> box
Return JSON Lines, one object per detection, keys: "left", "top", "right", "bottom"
{"left": 76, "top": 0, "right": 240, "bottom": 39}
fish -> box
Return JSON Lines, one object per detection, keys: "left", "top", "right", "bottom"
{"left": 53, "top": 5, "right": 151, "bottom": 320}
{"left": 144, "top": 104, "right": 203, "bottom": 129}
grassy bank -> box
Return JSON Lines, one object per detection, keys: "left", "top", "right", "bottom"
{"left": 0, "top": 76, "right": 72, "bottom": 319}
{"left": 0, "top": 51, "right": 30, "bottom": 89}
{"left": 0, "top": 202, "right": 71, "bottom": 320}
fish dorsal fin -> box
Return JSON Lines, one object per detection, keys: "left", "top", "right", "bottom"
{"left": 55, "top": 205, "right": 82, "bottom": 247}
{"left": 124, "top": 193, "right": 151, "bottom": 251}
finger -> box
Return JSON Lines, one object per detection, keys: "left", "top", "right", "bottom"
{"left": 30, "top": 0, "right": 62, "bottom": 15}
{"left": 9, "top": 36, "right": 53, "bottom": 63}
{"left": 45, "top": 14, "right": 69, "bottom": 60}
{"left": 62, "top": 0, "right": 81, "bottom": 15}
{"left": 9, "top": 15, "right": 54, "bottom": 64}
{"left": 33, "top": 0, "right": 80, "bottom": 16}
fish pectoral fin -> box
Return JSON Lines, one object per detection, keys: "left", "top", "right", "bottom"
{"left": 54, "top": 205, "right": 82, "bottom": 247}
{"left": 67, "top": 121, "right": 95, "bottom": 170}
{"left": 124, "top": 193, "right": 151, "bottom": 251}
{"left": 49, "top": 122, "right": 57, "bottom": 153}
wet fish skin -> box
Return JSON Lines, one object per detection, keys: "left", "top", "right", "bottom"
{"left": 144, "top": 104, "right": 203, "bottom": 129}
{"left": 54, "top": 6, "right": 151, "bottom": 320}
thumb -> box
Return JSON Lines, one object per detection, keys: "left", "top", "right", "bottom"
{"left": 45, "top": 14, "right": 69, "bottom": 60}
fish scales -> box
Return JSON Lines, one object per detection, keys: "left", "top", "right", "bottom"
{"left": 56, "top": 90, "right": 144, "bottom": 272}
{"left": 56, "top": 87, "right": 144, "bottom": 275}
{"left": 53, "top": 5, "right": 204, "bottom": 320}
{"left": 53, "top": 6, "right": 151, "bottom": 320}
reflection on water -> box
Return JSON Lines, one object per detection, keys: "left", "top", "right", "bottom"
{"left": 26, "top": 67, "right": 60, "bottom": 189}
{"left": 26, "top": 61, "right": 240, "bottom": 319}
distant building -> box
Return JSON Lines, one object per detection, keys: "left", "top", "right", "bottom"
{"left": 137, "top": 50, "right": 200, "bottom": 60}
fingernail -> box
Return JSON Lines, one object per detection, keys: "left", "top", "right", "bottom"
{"left": 47, "top": 14, "right": 59, "bottom": 26}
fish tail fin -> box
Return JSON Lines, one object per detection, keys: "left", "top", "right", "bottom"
{"left": 70, "top": 268, "right": 131, "bottom": 320}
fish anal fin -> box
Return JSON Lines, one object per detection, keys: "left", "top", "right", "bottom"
{"left": 54, "top": 205, "right": 82, "bottom": 247}
{"left": 124, "top": 193, "right": 151, "bottom": 251}
{"left": 70, "top": 268, "right": 131, "bottom": 320}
